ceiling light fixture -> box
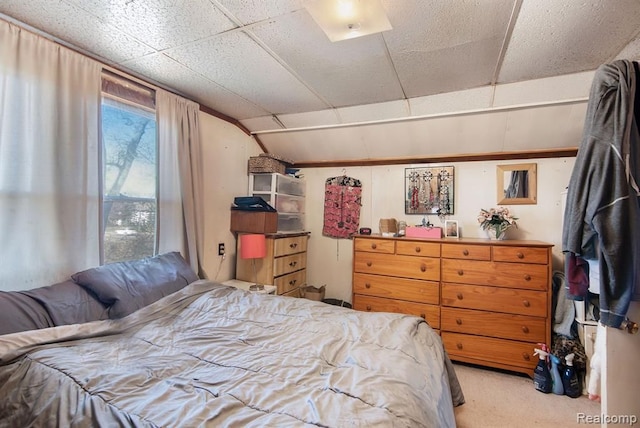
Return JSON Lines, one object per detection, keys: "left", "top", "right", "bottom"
{"left": 305, "top": 0, "right": 392, "bottom": 42}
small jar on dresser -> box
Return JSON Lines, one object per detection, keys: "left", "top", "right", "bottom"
{"left": 352, "top": 235, "right": 553, "bottom": 377}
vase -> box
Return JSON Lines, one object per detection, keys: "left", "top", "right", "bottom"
{"left": 489, "top": 229, "right": 506, "bottom": 240}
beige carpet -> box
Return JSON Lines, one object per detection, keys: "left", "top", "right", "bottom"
{"left": 453, "top": 362, "right": 600, "bottom": 428}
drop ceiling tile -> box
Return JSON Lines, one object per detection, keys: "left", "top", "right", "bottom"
{"left": 122, "top": 53, "right": 269, "bottom": 119}
{"left": 337, "top": 100, "right": 410, "bottom": 123}
{"left": 165, "top": 30, "right": 328, "bottom": 114}
{"left": 382, "top": 0, "right": 515, "bottom": 97}
{"left": 615, "top": 35, "right": 640, "bottom": 61}
{"left": 503, "top": 104, "right": 586, "bottom": 151}
{"left": 409, "top": 87, "right": 494, "bottom": 116}
{"left": 240, "top": 116, "right": 285, "bottom": 133}
{"left": 277, "top": 109, "right": 341, "bottom": 129}
{"left": 0, "top": 0, "right": 155, "bottom": 63}
{"left": 213, "top": 0, "right": 304, "bottom": 25}
{"left": 493, "top": 72, "right": 594, "bottom": 107}
{"left": 499, "top": 0, "right": 640, "bottom": 83}
{"left": 66, "top": 0, "right": 236, "bottom": 50}
{"left": 249, "top": 9, "right": 404, "bottom": 107}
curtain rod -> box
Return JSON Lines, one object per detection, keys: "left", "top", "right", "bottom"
{"left": 252, "top": 97, "right": 589, "bottom": 135}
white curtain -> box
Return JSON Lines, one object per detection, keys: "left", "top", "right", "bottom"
{"left": 0, "top": 21, "right": 101, "bottom": 291}
{"left": 156, "top": 90, "right": 204, "bottom": 276}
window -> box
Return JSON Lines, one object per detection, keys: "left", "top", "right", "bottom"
{"left": 101, "top": 72, "right": 157, "bottom": 263}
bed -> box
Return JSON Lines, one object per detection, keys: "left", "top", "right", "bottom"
{"left": 0, "top": 253, "right": 464, "bottom": 427}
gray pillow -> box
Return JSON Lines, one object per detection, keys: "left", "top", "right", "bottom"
{"left": 0, "top": 291, "right": 54, "bottom": 335}
{"left": 22, "top": 280, "right": 109, "bottom": 326}
{"left": 72, "top": 252, "right": 199, "bottom": 319}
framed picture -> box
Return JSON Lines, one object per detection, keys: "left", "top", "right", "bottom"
{"left": 405, "top": 166, "right": 454, "bottom": 215}
{"left": 445, "top": 220, "right": 459, "bottom": 238}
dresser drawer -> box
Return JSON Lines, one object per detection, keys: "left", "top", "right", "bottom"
{"left": 353, "top": 273, "right": 439, "bottom": 304}
{"left": 353, "top": 295, "right": 440, "bottom": 329}
{"left": 396, "top": 241, "right": 440, "bottom": 257}
{"left": 441, "top": 307, "right": 546, "bottom": 342}
{"left": 441, "top": 259, "right": 548, "bottom": 290}
{"left": 441, "top": 283, "right": 547, "bottom": 317}
{"left": 274, "top": 253, "right": 306, "bottom": 276}
{"left": 442, "top": 332, "right": 536, "bottom": 370}
{"left": 441, "top": 244, "right": 491, "bottom": 261}
{"left": 281, "top": 287, "right": 301, "bottom": 298}
{"left": 354, "top": 238, "right": 395, "bottom": 254}
{"left": 274, "top": 235, "right": 307, "bottom": 257}
{"left": 354, "top": 252, "right": 440, "bottom": 281}
{"left": 492, "top": 246, "right": 548, "bottom": 264}
{"left": 274, "top": 269, "right": 306, "bottom": 294}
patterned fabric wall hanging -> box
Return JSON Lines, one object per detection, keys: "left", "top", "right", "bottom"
{"left": 323, "top": 175, "right": 362, "bottom": 239}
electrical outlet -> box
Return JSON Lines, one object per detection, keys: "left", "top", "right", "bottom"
{"left": 218, "top": 243, "right": 225, "bottom": 256}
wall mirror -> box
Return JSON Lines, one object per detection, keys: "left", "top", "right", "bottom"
{"left": 497, "top": 163, "right": 537, "bottom": 205}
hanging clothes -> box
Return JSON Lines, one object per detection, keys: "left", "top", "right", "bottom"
{"left": 323, "top": 175, "right": 362, "bottom": 239}
{"left": 562, "top": 59, "right": 640, "bottom": 328}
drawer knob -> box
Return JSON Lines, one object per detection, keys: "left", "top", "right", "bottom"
{"left": 517, "top": 252, "right": 524, "bottom": 259}
{"left": 456, "top": 343, "right": 463, "bottom": 350}
{"left": 366, "top": 305, "right": 372, "bottom": 311}
{"left": 522, "top": 353, "right": 531, "bottom": 361}
{"left": 371, "top": 243, "right": 377, "bottom": 249}
{"left": 289, "top": 279, "right": 297, "bottom": 286}
{"left": 456, "top": 318, "right": 462, "bottom": 325}
{"left": 456, "top": 293, "right": 464, "bottom": 300}
{"left": 415, "top": 246, "right": 421, "bottom": 253}
{"left": 523, "top": 300, "right": 530, "bottom": 307}
{"left": 420, "top": 264, "right": 427, "bottom": 272}
{"left": 457, "top": 269, "right": 464, "bottom": 276}
{"left": 289, "top": 243, "right": 298, "bottom": 249}
{"left": 462, "top": 249, "right": 469, "bottom": 256}
{"left": 521, "top": 325, "right": 529, "bottom": 334}
{"left": 524, "top": 274, "right": 531, "bottom": 281}
{"left": 366, "top": 261, "right": 372, "bottom": 267}
{"left": 365, "top": 283, "right": 371, "bottom": 289}
{"left": 420, "top": 313, "right": 426, "bottom": 319}
{"left": 289, "top": 261, "right": 297, "bottom": 267}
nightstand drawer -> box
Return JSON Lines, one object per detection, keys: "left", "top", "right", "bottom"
{"left": 441, "top": 259, "right": 548, "bottom": 290}
{"left": 353, "top": 294, "right": 440, "bottom": 329}
{"left": 353, "top": 273, "right": 439, "bottom": 304}
{"left": 442, "top": 332, "right": 536, "bottom": 370}
{"left": 274, "top": 252, "right": 306, "bottom": 276}
{"left": 354, "top": 252, "right": 440, "bottom": 280}
{"left": 274, "top": 235, "right": 307, "bottom": 257}
{"left": 441, "top": 307, "right": 546, "bottom": 342}
{"left": 441, "top": 283, "right": 547, "bottom": 317}
{"left": 441, "top": 244, "right": 491, "bottom": 260}
{"left": 274, "top": 269, "right": 306, "bottom": 294}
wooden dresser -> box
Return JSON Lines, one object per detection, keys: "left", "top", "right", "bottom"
{"left": 352, "top": 235, "right": 553, "bottom": 376}
{"left": 236, "top": 232, "right": 309, "bottom": 297}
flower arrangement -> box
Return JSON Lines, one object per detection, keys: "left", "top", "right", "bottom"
{"left": 477, "top": 207, "right": 518, "bottom": 240}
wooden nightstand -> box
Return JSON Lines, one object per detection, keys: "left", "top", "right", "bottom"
{"left": 222, "top": 279, "right": 277, "bottom": 295}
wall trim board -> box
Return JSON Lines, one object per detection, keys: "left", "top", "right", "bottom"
{"left": 291, "top": 148, "right": 578, "bottom": 168}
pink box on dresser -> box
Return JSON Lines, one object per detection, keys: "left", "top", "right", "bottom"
{"left": 405, "top": 226, "right": 442, "bottom": 238}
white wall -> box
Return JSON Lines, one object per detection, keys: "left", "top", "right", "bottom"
{"left": 301, "top": 158, "right": 576, "bottom": 302}
{"left": 199, "top": 113, "right": 262, "bottom": 282}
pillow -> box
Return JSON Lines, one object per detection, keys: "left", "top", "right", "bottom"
{"left": 22, "top": 280, "right": 109, "bottom": 326}
{"left": 0, "top": 291, "right": 54, "bottom": 335}
{"left": 72, "top": 252, "right": 199, "bottom": 319}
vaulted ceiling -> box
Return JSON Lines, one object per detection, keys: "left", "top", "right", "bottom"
{"left": 2, "top": 0, "right": 640, "bottom": 164}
